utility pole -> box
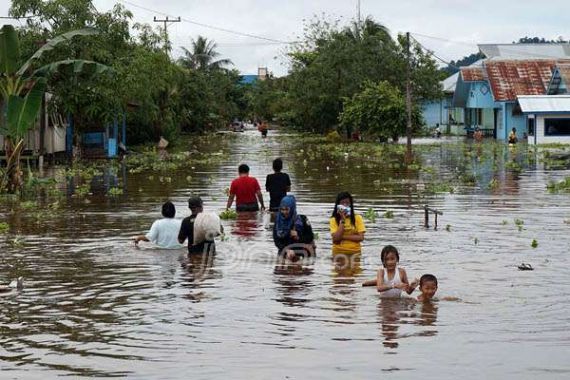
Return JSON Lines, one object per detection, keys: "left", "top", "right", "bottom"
{"left": 405, "top": 31, "right": 413, "bottom": 164}
{"left": 153, "top": 16, "right": 181, "bottom": 55}
{"left": 357, "top": 0, "right": 361, "bottom": 25}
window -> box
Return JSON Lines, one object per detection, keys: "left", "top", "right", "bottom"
{"left": 544, "top": 118, "right": 570, "bottom": 136}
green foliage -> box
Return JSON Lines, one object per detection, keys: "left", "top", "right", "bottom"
{"left": 219, "top": 209, "right": 237, "bottom": 220}
{"left": 383, "top": 210, "right": 394, "bottom": 219}
{"left": 272, "top": 16, "right": 442, "bottom": 134}
{"left": 0, "top": 222, "right": 9, "bottom": 234}
{"left": 531, "top": 239, "right": 538, "bottom": 248}
{"left": 546, "top": 177, "right": 570, "bottom": 193}
{"left": 340, "top": 81, "right": 424, "bottom": 141}
{"left": 363, "top": 208, "right": 377, "bottom": 222}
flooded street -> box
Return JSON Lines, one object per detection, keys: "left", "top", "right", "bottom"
{"left": 1, "top": 129, "right": 570, "bottom": 379}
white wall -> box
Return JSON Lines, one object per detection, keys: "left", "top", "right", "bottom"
{"left": 530, "top": 114, "right": 570, "bottom": 145}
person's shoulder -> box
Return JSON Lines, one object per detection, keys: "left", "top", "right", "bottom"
{"left": 355, "top": 214, "right": 364, "bottom": 222}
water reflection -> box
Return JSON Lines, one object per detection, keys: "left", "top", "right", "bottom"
{"left": 231, "top": 211, "right": 261, "bottom": 238}
{"left": 273, "top": 262, "right": 314, "bottom": 309}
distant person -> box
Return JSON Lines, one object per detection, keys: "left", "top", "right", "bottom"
{"left": 329, "top": 192, "right": 366, "bottom": 256}
{"left": 473, "top": 126, "right": 483, "bottom": 142}
{"left": 226, "top": 164, "right": 265, "bottom": 212}
{"left": 362, "top": 245, "right": 417, "bottom": 298}
{"left": 258, "top": 121, "right": 268, "bottom": 138}
{"left": 434, "top": 124, "right": 441, "bottom": 138}
{"left": 508, "top": 128, "right": 518, "bottom": 144}
{"left": 273, "top": 195, "right": 315, "bottom": 261}
{"left": 178, "top": 196, "right": 215, "bottom": 254}
{"left": 266, "top": 158, "right": 291, "bottom": 212}
{"left": 133, "top": 201, "right": 183, "bottom": 249}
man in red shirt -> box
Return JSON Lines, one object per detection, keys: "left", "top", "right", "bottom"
{"left": 226, "top": 164, "right": 266, "bottom": 212}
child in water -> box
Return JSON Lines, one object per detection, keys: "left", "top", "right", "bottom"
{"left": 416, "top": 274, "right": 438, "bottom": 302}
{"left": 362, "top": 245, "right": 417, "bottom": 298}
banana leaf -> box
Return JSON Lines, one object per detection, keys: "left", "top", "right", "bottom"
{"left": 33, "top": 59, "right": 113, "bottom": 77}
{"left": 0, "top": 25, "right": 20, "bottom": 76}
{"left": 5, "top": 78, "right": 46, "bottom": 141}
{"left": 17, "top": 28, "right": 99, "bottom": 76}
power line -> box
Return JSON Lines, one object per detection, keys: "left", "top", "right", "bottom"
{"left": 409, "top": 34, "right": 461, "bottom": 70}
{"left": 117, "top": 0, "right": 293, "bottom": 44}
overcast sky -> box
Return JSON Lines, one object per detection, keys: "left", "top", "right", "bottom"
{"left": 2, "top": 0, "right": 569, "bottom": 76}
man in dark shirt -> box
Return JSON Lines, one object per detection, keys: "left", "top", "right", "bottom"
{"left": 178, "top": 196, "right": 215, "bottom": 254}
{"left": 265, "top": 158, "right": 291, "bottom": 212}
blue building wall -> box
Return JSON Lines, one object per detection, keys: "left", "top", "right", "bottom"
{"left": 498, "top": 102, "right": 527, "bottom": 141}
{"left": 466, "top": 82, "right": 495, "bottom": 109}
{"left": 422, "top": 100, "right": 446, "bottom": 127}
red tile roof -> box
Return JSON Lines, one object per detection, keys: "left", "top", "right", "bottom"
{"left": 461, "top": 67, "right": 485, "bottom": 82}
{"left": 557, "top": 64, "right": 570, "bottom": 85}
{"left": 485, "top": 60, "right": 570, "bottom": 101}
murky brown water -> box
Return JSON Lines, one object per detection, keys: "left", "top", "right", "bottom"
{"left": 1, "top": 129, "right": 570, "bottom": 378}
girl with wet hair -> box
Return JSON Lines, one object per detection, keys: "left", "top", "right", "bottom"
{"left": 329, "top": 191, "right": 366, "bottom": 256}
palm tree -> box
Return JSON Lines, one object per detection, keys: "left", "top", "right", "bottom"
{"left": 178, "top": 36, "right": 232, "bottom": 71}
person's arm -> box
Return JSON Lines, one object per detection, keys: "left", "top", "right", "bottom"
{"left": 286, "top": 174, "right": 291, "bottom": 192}
{"left": 265, "top": 175, "right": 271, "bottom": 192}
{"left": 376, "top": 269, "right": 395, "bottom": 293}
{"left": 330, "top": 215, "right": 345, "bottom": 244}
{"left": 273, "top": 223, "right": 287, "bottom": 251}
{"left": 178, "top": 219, "right": 187, "bottom": 244}
{"left": 362, "top": 279, "right": 377, "bottom": 287}
{"left": 298, "top": 216, "right": 313, "bottom": 244}
{"left": 135, "top": 220, "right": 158, "bottom": 245}
{"left": 256, "top": 190, "right": 265, "bottom": 211}
{"left": 226, "top": 194, "right": 235, "bottom": 210}
{"left": 398, "top": 268, "right": 414, "bottom": 294}
{"left": 344, "top": 214, "right": 365, "bottom": 242}
{"left": 133, "top": 235, "right": 150, "bottom": 244}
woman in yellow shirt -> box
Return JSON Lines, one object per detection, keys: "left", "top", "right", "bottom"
{"left": 329, "top": 192, "right": 366, "bottom": 255}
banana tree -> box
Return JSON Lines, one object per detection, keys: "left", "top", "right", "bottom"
{"left": 0, "top": 24, "right": 109, "bottom": 194}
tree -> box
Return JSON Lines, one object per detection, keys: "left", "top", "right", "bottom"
{"left": 281, "top": 15, "right": 441, "bottom": 134}
{"left": 339, "top": 81, "right": 423, "bottom": 142}
{"left": 178, "top": 36, "right": 233, "bottom": 71}
{"left": 0, "top": 24, "right": 108, "bottom": 193}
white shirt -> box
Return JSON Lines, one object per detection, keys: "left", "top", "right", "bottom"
{"left": 145, "top": 218, "right": 184, "bottom": 249}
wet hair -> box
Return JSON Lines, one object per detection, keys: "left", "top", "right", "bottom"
{"left": 420, "top": 274, "right": 438, "bottom": 288}
{"left": 162, "top": 201, "right": 176, "bottom": 218}
{"left": 238, "top": 164, "right": 250, "bottom": 174}
{"left": 380, "top": 245, "right": 399, "bottom": 264}
{"left": 331, "top": 191, "right": 356, "bottom": 226}
{"left": 272, "top": 158, "right": 283, "bottom": 172}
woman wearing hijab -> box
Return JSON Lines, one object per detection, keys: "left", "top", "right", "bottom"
{"left": 273, "top": 195, "right": 315, "bottom": 261}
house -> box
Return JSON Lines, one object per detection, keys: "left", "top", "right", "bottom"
{"left": 517, "top": 95, "right": 570, "bottom": 145}
{"left": 453, "top": 58, "right": 570, "bottom": 141}
{"left": 422, "top": 71, "right": 466, "bottom": 134}
{"left": 1, "top": 93, "right": 67, "bottom": 164}
{"left": 239, "top": 67, "right": 271, "bottom": 85}
{"left": 450, "top": 43, "right": 570, "bottom": 141}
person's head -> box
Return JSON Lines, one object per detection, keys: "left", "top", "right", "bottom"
{"left": 161, "top": 201, "right": 176, "bottom": 218}
{"left": 419, "top": 274, "right": 438, "bottom": 300}
{"left": 279, "top": 195, "right": 296, "bottom": 219}
{"left": 512, "top": 127, "right": 516, "bottom": 133}
{"left": 187, "top": 196, "right": 203, "bottom": 215}
{"left": 272, "top": 158, "right": 283, "bottom": 173}
{"left": 238, "top": 164, "right": 250, "bottom": 175}
{"left": 332, "top": 191, "right": 356, "bottom": 226}
{"left": 380, "top": 245, "right": 400, "bottom": 269}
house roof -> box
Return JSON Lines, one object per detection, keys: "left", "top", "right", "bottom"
{"left": 461, "top": 67, "right": 486, "bottom": 82}
{"left": 484, "top": 60, "right": 570, "bottom": 101}
{"left": 517, "top": 95, "right": 570, "bottom": 113}
{"left": 441, "top": 60, "right": 483, "bottom": 93}
{"left": 479, "top": 43, "right": 570, "bottom": 59}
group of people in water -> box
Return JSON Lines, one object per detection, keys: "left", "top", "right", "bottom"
{"left": 134, "top": 157, "right": 441, "bottom": 302}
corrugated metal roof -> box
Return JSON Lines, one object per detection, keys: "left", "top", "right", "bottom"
{"left": 479, "top": 43, "right": 570, "bottom": 59}
{"left": 461, "top": 67, "right": 485, "bottom": 82}
{"left": 517, "top": 95, "right": 570, "bottom": 113}
{"left": 558, "top": 65, "right": 570, "bottom": 85}
{"left": 441, "top": 59, "right": 484, "bottom": 93}
{"left": 484, "top": 60, "right": 570, "bottom": 101}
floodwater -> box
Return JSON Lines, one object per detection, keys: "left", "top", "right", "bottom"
{"left": 1, "top": 130, "right": 570, "bottom": 379}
